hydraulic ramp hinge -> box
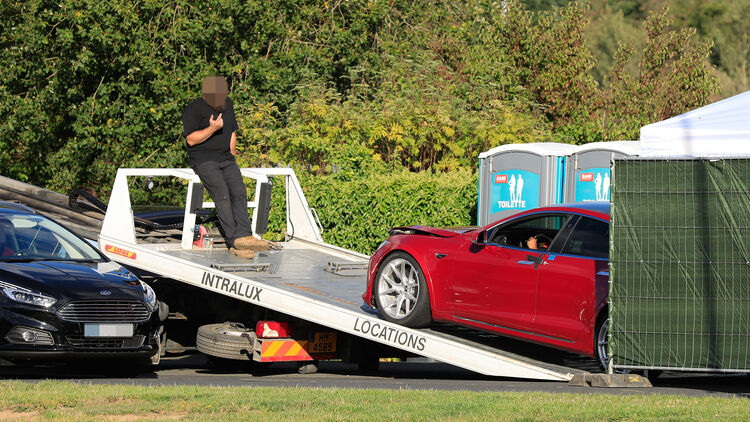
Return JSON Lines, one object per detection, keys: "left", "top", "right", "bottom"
{"left": 324, "top": 261, "right": 368, "bottom": 276}
{"left": 210, "top": 262, "right": 276, "bottom": 274}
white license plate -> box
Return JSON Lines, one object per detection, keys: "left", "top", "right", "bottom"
{"left": 84, "top": 323, "right": 134, "bottom": 337}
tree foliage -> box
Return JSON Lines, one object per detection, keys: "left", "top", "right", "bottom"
{"left": 597, "top": 9, "right": 719, "bottom": 140}
{"left": 0, "top": 0, "right": 721, "bottom": 200}
{"left": 671, "top": 0, "right": 750, "bottom": 97}
{"left": 582, "top": 0, "right": 747, "bottom": 98}
{"left": 0, "top": 0, "right": 412, "bottom": 192}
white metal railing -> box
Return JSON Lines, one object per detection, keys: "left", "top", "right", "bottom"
{"left": 100, "top": 168, "right": 323, "bottom": 249}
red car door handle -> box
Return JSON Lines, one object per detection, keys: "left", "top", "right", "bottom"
{"left": 526, "top": 254, "right": 543, "bottom": 263}
{"left": 517, "top": 254, "right": 543, "bottom": 268}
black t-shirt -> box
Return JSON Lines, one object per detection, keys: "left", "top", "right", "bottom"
{"left": 181, "top": 97, "right": 239, "bottom": 166}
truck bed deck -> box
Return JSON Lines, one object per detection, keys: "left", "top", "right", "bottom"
{"left": 158, "top": 239, "right": 368, "bottom": 309}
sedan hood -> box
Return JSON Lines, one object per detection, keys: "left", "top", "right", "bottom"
{"left": 390, "top": 225, "right": 476, "bottom": 238}
{"left": 0, "top": 260, "right": 143, "bottom": 301}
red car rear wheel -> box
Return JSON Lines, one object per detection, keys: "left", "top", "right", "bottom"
{"left": 595, "top": 315, "right": 609, "bottom": 371}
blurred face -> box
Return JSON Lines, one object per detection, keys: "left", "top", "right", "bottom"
{"left": 202, "top": 76, "right": 228, "bottom": 112}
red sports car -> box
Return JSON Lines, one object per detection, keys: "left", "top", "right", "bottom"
{"left": 362, "top": 202, "right": 610, "bottom": 368}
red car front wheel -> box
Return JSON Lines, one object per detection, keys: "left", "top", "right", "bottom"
{"left": 374, "top": 252, "right": 431, "bottom": 328}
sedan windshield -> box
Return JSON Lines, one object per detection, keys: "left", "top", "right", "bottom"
{"left": 0, "top": 212, "right": 103, "bottom": 262}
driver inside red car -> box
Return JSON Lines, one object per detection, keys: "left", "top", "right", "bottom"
{"left": 526, "top": 235, "right": 549, "bottom": 250}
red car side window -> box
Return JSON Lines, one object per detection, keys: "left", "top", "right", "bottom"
{"left": 560, "top": 217, "right": 609, "bottom": 258}
{"left": 489, "top": 214, "right": 569, "bottom": 250}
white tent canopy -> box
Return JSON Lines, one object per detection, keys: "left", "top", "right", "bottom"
{"left": 640, "top": 90, "right": 750, "bottom": 157}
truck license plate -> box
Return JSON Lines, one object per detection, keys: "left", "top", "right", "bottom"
{"left": 84, "top": 323, "right": 134, "bottom": 337}
{"left": 308, "top": 331, "right": 336, "bottom": 354}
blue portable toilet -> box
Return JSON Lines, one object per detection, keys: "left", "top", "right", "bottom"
{"left": 477, "top": 143, "right": 578, "bottom": 226}
{"left": 564, "top": 141, "right": 640, "bottom": 203}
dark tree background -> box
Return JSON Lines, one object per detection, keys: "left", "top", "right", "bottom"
{"left": 0, "top": 1, "right": 723, "bottom": 197}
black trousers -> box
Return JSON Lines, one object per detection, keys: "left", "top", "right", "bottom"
{"left": 192, "top": 159, "right": 252, "bottom": 247}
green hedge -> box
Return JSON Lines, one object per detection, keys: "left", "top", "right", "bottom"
{"left": 265, "top": 170, "right": 478, "bottom": 255}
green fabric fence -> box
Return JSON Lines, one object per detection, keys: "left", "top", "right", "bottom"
{"left": 610, "top": 158, "right": 750, "bottom": 371}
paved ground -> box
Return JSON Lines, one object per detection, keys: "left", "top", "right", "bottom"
{"left": 1, "top": 352, "right": 747, "bottom": 398}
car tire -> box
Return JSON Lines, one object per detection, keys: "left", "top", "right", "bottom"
{"left": 148, "top": 326, "right": 167, "bottom": 367}
{"left": 196, "top": 322, "right": 254, "bottom": 361}
{"left": 373, "top": 252, "right": 431, "bottom": 328}
{"left": 595, "top": 314, "right": 609, "bottom": 371}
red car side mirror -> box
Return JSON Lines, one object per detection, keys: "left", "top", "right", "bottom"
{"left": 472, "top": 230, "right": 487, "bottom": 246}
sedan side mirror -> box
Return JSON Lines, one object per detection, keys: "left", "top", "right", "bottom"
{"left": 472, "top": 230, "right": 487, "bottom": 246}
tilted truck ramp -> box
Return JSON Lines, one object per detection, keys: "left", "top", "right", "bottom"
{"left": 99, "top": 168, "right": 585, "bottom": 381}
{"left": 99, "top": 236, "right": 582, "bottom": 381}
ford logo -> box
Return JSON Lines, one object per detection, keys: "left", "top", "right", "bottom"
{"left": 99, "top": 290, "right": 112, "bottom": 296}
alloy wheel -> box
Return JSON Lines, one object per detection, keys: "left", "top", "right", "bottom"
{"left": 376, "top": 258, "right": 420, "bottom": 320}
{"left": 596, "top": 318, "right": 609, "bottom": 370}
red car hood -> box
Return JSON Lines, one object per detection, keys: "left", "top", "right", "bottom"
{"left": 391, "top": 225, "right": 477, "bottom": 238}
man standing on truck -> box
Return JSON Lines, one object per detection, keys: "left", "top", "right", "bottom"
{"left": 182, "top": 75, "right": 268, "bottom": 258}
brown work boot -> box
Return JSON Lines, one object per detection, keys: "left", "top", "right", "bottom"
{"left": 233, "top": 236, "right": 271, "bottom": 251}
{"left": 229, "top": 247, "right": 255, "bottom": 259}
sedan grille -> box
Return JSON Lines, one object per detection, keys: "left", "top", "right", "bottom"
{"left": 57, "top": 300, "right": 151, "bottom": 323}
{"left": 66, "top": 335, "right": 145, "bottom": 349}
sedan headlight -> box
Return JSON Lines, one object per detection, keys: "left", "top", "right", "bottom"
{"left": 140, "top": 280, "right": 157, "bottom": 311}
{"left": 2, "top": 286, "right": 57, "bottom": 308}
{"left": 377, "top": 239, "right": 391, "bottom": 251}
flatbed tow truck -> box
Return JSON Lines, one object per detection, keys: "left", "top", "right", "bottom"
{"left": 91, "top": 167, "right": 596, "bottom": 381}
{"left": 2, "top": 168, "right": 602, "bottom": 381}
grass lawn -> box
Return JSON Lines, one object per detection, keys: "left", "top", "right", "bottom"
{"left": 0, "top": 380, "right": 746, "bottom": 421}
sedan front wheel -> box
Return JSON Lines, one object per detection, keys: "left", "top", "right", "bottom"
{"left": 373, "top": 252, "right": 431, "bottom": 328}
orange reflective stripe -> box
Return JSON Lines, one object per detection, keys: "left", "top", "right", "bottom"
{"left": 262, "top": 340, "right": 284, "bottom": 357}
{"left": 286, "top": 341, "right": 305, "bottom": 357}
{"left": 261, "top": 340, "right": 311, "bottom": 360}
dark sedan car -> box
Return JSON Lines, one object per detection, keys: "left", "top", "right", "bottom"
{"left": 362, "top": 202, "right": 610, "bottom": 368}
{"left": 0, "top": 202, "right": 165, "bottom": 367}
